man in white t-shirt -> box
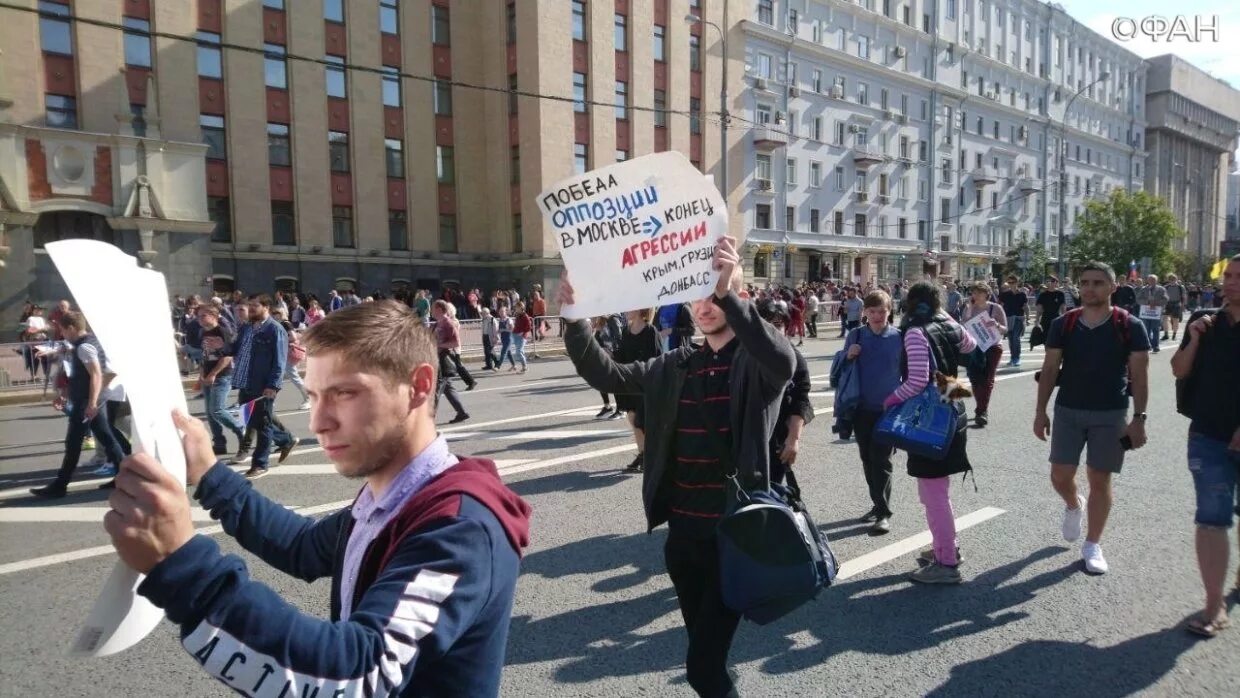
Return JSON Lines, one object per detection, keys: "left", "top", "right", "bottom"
{"left": 806, "top": 292, "right": 821, "bottom": 338}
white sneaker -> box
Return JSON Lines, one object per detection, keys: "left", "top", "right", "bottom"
{"left": 1062, "top": 494, "right": 1086, "bottom": 542}
{"left": 298, "top": 400, "right": 311, "bottom": 410}
{"left": 1082, "top": 542, "right": 1108, "bottom": 574}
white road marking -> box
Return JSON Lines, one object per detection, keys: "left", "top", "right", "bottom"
{"left": 835, "top": 506, "right": 1007, "bottom": 580}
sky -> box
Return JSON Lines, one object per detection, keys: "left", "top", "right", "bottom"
{"left": 1054, "top": 0, "right": 1240, "bottom": 165}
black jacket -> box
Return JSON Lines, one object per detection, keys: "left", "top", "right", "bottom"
{"left": 565, "top": 292, "right": 796, "bottom": 531}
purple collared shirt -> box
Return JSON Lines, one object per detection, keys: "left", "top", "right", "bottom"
{"left": 339, "top": 435, "right": 458, "bottom": 617}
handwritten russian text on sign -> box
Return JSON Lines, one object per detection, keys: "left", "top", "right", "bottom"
{"left": 962, "top": 311, "right": 1003, "bottom": 352}
{"left": 538, "top": 152, "right": 729, "bottom": 319}
{"left": 1138, "top": 305, "right": 1162, "bottom": 320}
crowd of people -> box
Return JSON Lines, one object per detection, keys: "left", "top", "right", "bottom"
{"left": 11, "top": 249, "right": 1238, "bottom": 696}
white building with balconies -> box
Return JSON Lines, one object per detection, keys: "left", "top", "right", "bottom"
{"left": 739, "top": 0, "right": 1146, "bottom": 283}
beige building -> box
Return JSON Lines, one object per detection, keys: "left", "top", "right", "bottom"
{"left": 0, "top": 0, "right": 741, "bottom": 331}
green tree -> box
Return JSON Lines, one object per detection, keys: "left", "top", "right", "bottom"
{"left": 1066, "top": 189, "right": 1184, "bottom": 277}
{"left": 1001, "top": 237, "right": 1053, "bottom": 284}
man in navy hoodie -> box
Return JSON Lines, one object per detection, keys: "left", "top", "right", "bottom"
{"left": 102, "top": 301, "right": 532, "bottom": 697}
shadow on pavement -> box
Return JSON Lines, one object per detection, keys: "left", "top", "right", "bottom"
{"left": 925, "top": 626, "right": 1200, "bottom": 697}
{"left": 507, "top": 468, "right": 633, "bottom": 499}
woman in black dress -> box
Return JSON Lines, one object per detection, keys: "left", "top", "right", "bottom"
{"left": 612, "top": 308, "right": 662, "bottom": 473}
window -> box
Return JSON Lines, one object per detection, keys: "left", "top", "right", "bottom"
{"left": 855, "top": 214, "right": 868, "bottom": 236}
{"left": 653, "top": 25, "right": 666, "bottom": 61}
{"left": 941, "top": 197, "right": 952, "bottom": 223}
{"left": 755, "top": 154, "right": 772, "bottom": 182}
{"left": 263, "top": 0, "right": 284, "bottom": 7}
{"left": 325, "top": 55, "right": 346, "bottom": 97}
{"left": 810, "top": 162, "right": 823, "bottom": 187}
{"left": 200, "top": 114, "right": 226, "bottom": 159}
{"left": 573, "top": 143, "right": 588, "bottom": 174}
{"left": 512, "top": 213, "right": 523, "bottom": 252}
{"left": 812, "top": 69, "right": 822, "bottom": 93}
{"left": 383, "top": 68, "right": 402, "bottom": 107}
{"left": 208, "top": 196, "right": 231, "bottom": 242}
{"left": 857, "top": 82, "right": 868, "bottom": 105}
{"left": 786, "top": 158, "right": 797, "bottom": 186}
{"left": 433, "top": 79, "right": 452, "bottom": 115}
{"left": 690, "top": 97, "right": 701, "bottom": 134}
{"left": 899, "top": 136, "right": 909, "bottom": 158}
{"left": 858, "top": 35, "right": 870, "bottom": 60}
{"left": 614, "top": 81, "right": 628, "bottom": 120}
{"left": 329, "top": 131, "right": 349, "bottom": 172}
{"left": 271, "top": 201, "right": 296, "bottom": 246}
{"left": 833, "top": 121, "right": 844, "bottom": 145}
{"left": 268, "top": 123, "right": 291, "bottom": 166}
{"left": 855, "top": 126, "right": 869, "bottom": 147}
{"left": 941, "top": 158, "right": 951, "bottom": 181}
{"left": 754, "top": 252, "right": 770, "bottom": 277}
{"left": 919, "top": 178, "right": 927, "bottom": 201}
{"left": 45, "top": 94, "right": 77, "bottom": 129}
{"left": 197, "top": 32, "right": 223, "bottom": 78}
{"left": 785, "top": 206, "right": 795, "bottom": 231}
{"left": 758, "top": 0, "right": 774, "bottom": 25}
{"left": 324, "top": 0, "right": 344, "bottom": 23}
{"left": 788, "top": 8, "right": 799, "bottom": 33}
{"left": 437, "top": 145, "right": 455, "bottom": 183}
{"left": 130, "top": 103, "right": 147, "bottom": 137}
{"left": 264, "top": 44, "right": 287, "bottom": 89}
{"left": 918, "top": 140, "right": 928, "bottom": 162}
{"left": 510, "top": 145, "right": 520, "bottom": 183}
{"left": 508, "top": 73, "right": 519, "bottom": 114}
{"left": 388, "top": 210, "right": 408, "bottom": 250}
{"left": 918, "top": 220, "right": 927, "bottom": 240}
{"left": 385, "top": 138, "right": 404, "bottom": 178}
{"left": 880, "top": 88, "right": 889, "bottom": 110}
{"left": 810, "top": 209, "right": 820, "bottom": 233}
{"left": 572, "top": 1, "right": 586, "bottom": 41}
{"left": 947, "top": 0, "right": 957, "bottom": 18}
{"left": 834, "top": 211, "right": 844, "bottom": 235}
{"left": 381, "top": 0, "right": 399, "bottom": 34}
{"left": 757, "top": 54, "right": 773, "bottom": 79}
{"left": 123, "top": 17, "right": 152, "bottom": 67}
{"left": 573, "top": 73, "right": 587, "bottom": 112}
{"left": 690, "top": 35, "right": 701, "bottom": 71}
{"left": 431, "top": 5, "right": 450, "bottom": 45}
{"left": 654, "top": 90, "right": 667, "bottom": 127}
{"left": 439, "top": 214, "right": 457, "bottom": 252}
{"left": 755, "top": 203, "right": 771, "bottom": 229}
{"left": 834, "top": 166, "right": 845, "bottom": 190}
{"left": 39, "top": 1, "right": 72, "bottom": 55}
{"left": 614, "top": 13, "right": 627, "bottom": 51}
{"left": 333, "top": 206, "right": 354, "bottom": 248}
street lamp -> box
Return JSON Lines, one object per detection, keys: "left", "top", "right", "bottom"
{"left": 685, "top": 13, "right": 728, "bottom": 203}
{"left": 1057, "top": 71, "right": 1109, "bottom": 279}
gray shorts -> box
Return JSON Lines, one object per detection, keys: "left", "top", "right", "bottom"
{"left": 1049, "top": 406, "right": 1128, "bottom": 474}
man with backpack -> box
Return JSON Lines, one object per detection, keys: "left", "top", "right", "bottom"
{"left": 561, "top": 237, "right": 795, "bottom": 698}
{"left": 1033, "top": 262, "right": 1150, "bottom": 575}
{"left": 1170, "top": 254, "right": 1240, "bottom": 638}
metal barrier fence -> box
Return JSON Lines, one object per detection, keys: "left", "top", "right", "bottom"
{"left": 1, "top": 305, "right": 852, "bottom": 391}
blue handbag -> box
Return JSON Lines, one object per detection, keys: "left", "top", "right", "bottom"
{"left": 874, "top": 351, "right": 964, "bottom": 460}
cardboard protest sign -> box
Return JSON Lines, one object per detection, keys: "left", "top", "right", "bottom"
{"left": 537, "top": 151, "right": 729, "bottom": 319}
{"left": 45, "top": 240, "right": 189, "bottom": 657}
{"left": 962, "top": 311, "right": 1003, "bottom": 352}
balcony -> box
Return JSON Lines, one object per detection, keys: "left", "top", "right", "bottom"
{"left": 752, "top": 126, "right": 788, "bottom": 151}
{"left": 1017, "top": 177, "right": 1042, "bottom": 193}
{"left": 971, "top": 168, "right": 998, "bottom": 185}
{"left": 853, "top": 147, "right": 884, "bottom": 166}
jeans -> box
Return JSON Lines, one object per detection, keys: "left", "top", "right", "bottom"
{"left": 106, "top": 400, "right": 133, "bottom": 457}
{"left": 54, "top": 401, "right": 127, "bottom": 487}
{"left": 1006, "top": 316, "right": 1025, "bottom": 363}
{"left": 664, "top": 528, "right": 741, "bottom": 698}
{"left": 205, "top": 375, "right": 245, "bottom": 451}
{"left": 1141, "top": 318, "right": 1161, "bottom": 351}
{"left": 807, "top": 312, "right": 818, "bottom": 338}
{"left": 283, "top": 361, "right": 308, "bottom": 401}
{"left": 1187, "top": 432, "right": 1240, "bottom": 528}
{"left": 511, "top": 335, "right": 528, "bottom": 369}
{"left": 237, "top": 389, "right": 292, "bottom": 468}
{"left": 918, "top": 477, "right": 958, "bottom": 566}
{"left": 854, "top": 408, "right": 895, "bottom": 518}
{"left": 435, "top": 376, "right": 466, "bottom": 417}
{"left": 498, "top": 333, "right": 516, "bottom": 368}
{"left": 967, "top": 345, "right": 1003, "bottom": 414}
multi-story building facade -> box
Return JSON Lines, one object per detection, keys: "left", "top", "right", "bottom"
{"left": 1227, "top": 171, "right": 1240, "bottom": 243}
{"left": 0, "top": 0, "right": 737, "bottom": 336}
{"left": 738, "top": 0, "right": 1145, "bottom": 283}
{"left": 1143, "top": 54, "right": 1240, "bottom": 279}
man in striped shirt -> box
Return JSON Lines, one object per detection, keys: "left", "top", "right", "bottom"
{"left": 563, "top": 236, "right": 796, "bottom": 697}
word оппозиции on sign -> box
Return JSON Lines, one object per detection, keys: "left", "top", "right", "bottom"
{"left": 538, "top": 152, "right": 730, "bottom": 319}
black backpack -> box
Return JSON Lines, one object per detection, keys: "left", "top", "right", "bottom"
{"left": 1175, "top": 309, "right": 1219, "bottom": 417}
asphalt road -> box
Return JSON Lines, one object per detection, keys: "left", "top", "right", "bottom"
{"left": 0, "top": 333, "right": 1236, "bottom": 697}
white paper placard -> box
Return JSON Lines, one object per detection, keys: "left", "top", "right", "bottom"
{"left": 45, "top": 240, "right": 189, "bottom": 658}
{"left": 962, "top": 311, "right": 1003, "bottom": 352}
{"left": 537, "top": 152, "right": 729, "bottom": 319}
{"left": 1138, "top": 304, "right": 1162, "bottom": 320}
